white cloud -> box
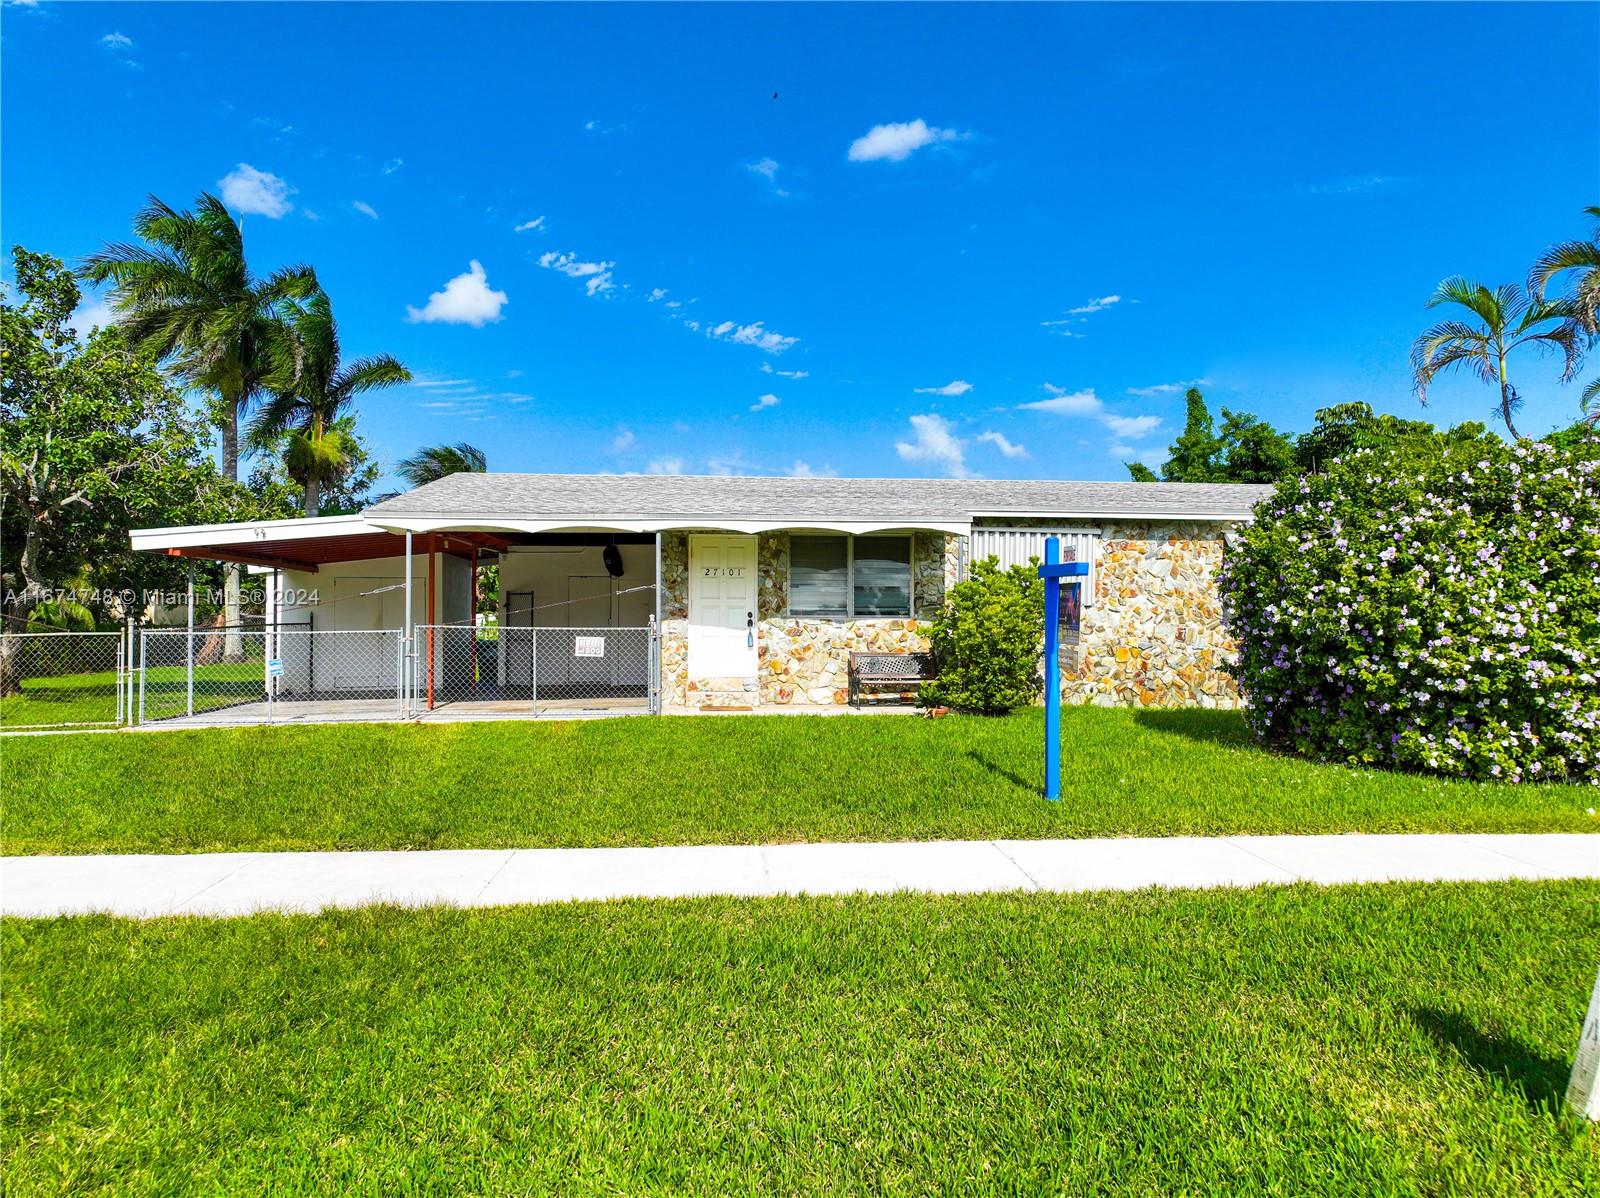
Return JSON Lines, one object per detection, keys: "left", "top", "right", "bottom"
{"left": 538, "top": 250, "right": 615, "bottom": 297}
{"left": 1019, "top": 385, "right": 1103, "bottom": 416}
{"left": 706, "top": 320, "right": 797, "bottom": 353}
{"left": 303, "top": 210, "right": 322, "bottom": 222}
{"left": 787, "top": 460, "right": 838, "bottom": 478}
{"left": 100, "top": 32, "right": 134, "bottom": 50}
{"left": 647, "top": 457, "right": 685, "bottom": 475}
{"left": 1067, "top": 295, "right": 1122, "bottom": 315}
{"left": 750, "top": 393, "right": 780, "bottom": 412}
{"left": 383, "top": 158, "right": 405, "bottom": 175}
{"left": 612, "top": 428, "right": 637, "bottom": 452}
{"left": 218, "top": 163, "right": 294, "bottom": 218}
{"left": 352, "top": 200, "right": 379, "bottom": 220}
{"left": 1101, "top": 414, "right": 1163, "bottom": 440}
{"left": 848, "top": 119, "right": 966, "bottom": 163}
{"left": 746, "top": 157, "right": 791, "bottom": 197}
{"left": 647, "top": 288, "right": 668, "bottom": 302}
{"left": 1112, "top": 445, "right": 1167, "bottom": 470}
{"left": 914, "top": 379, "right": 972, "bottom": 397}
{"left": 761, "top": 364, "right": 809, "bottom": 379}
{"left": 977, "top": 430, "right": 1029, "bottom": 459}
{"left": 404, "top": 260, "right": 508, "bottom": 327}
{"left": 895, "top": 413, "right": 969, "bottom": 477}
{"left": 1126, "top": 378, "right": 1209, "bottom": 397}
{"left": 68, "top": 294, "right": 115, "bottom": 339}
{"left": 1017, "top": 384, "right": 1163, "bottom": 459}
{"left": 1299, "top": 175, "right": 1393, "bottom": 196}
{"left": 413, "top": 377, "right": 474, "bottom": 388}
{"left": 513, "top": 216, "right": 546, "bottom": 233}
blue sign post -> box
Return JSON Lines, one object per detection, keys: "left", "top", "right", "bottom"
{"left": 1038, "top": 536, "right": 1089, "bottom": 801}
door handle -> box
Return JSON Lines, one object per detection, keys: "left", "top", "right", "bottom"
{"left": 746, "top": 610, "right": 754, "bottom": 648}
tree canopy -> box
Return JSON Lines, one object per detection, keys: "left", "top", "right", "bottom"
{"left": 2, "top": 247, "right": 251, "bottom": 623}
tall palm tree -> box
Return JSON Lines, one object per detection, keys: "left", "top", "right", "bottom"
{"left": 1529, "top": 205, "right": 1600, "bottom": 425}
{"left": 248, "top": 292, "right": 411, "bottom": 516}
{"left": 80, "top": 192, "right": 317, "bottom": 645}
{"left": 1410, "top": 277, "right": 1579, "bottom": 439}
{"left": 1529, "top": 205, "right": 1600, "bottom": 336}
{"left": 396, "top": 442, "right": 488, "bottom": 488}
{"left": 79, "top": 193, "right": 318, "bottom": 480}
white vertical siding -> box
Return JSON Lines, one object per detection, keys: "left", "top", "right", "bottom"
{"left": 969, "top": 527, "right": 1099, "bottom": 606}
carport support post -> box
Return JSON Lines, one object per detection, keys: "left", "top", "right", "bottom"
{"left": 469, "top": 543, "right": 479, "bottom": 699}
{"left": 403, "top": 531, "right": 413, "bottom": 711}
{"left": 185, "top": 564, "right": 195, "bottom": 716}
{"left": 653, "top": 532, "right": 663, "bottom": 713}
{"left": 427, "top": 533, "right": 437, "bottom": 710}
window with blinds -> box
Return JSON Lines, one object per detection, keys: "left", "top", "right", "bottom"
{"left": 788, "top": 535, "right": 912, "bottom": 618}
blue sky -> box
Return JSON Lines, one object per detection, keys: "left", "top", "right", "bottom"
{"left": 4, "top": 2, "right": 1597, "bottom": 487}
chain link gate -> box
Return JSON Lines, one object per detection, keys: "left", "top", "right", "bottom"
{"left": 0, "top": 629, "right": 126, "bottom": 731}
{"left": 411, "top": 621, "right": 660, "bottom": 718}
{"left": 138, "top": 627, "right": 405, "bottom": 726}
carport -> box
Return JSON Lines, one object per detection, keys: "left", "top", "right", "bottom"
{"left": 128, "top": 513, "right": 658, "bottom": 724}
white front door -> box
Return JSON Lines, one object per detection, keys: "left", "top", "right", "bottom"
{"left": 688, "top": 534, "right": 757, "bottom": 679}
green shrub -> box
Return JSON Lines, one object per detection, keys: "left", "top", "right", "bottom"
{"left": 920, "top": 556, "right": 1043, "bottom": 715}
{"left": 24, "top": 596, "right": 95, "bottom": 632}
{"left": 1220, "top": 435, "right": 1600, "bottom": 783}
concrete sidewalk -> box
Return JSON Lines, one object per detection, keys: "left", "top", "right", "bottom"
{"left": 4, "top": 834, "right": 1596, "bottom": 919}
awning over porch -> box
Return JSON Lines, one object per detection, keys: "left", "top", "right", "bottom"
{"left": 128, "top": 514, "right": 510, "bottom": 572}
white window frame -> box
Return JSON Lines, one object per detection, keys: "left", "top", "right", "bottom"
{"left": 788, "top": 533, "right": 914, "bottom": 619}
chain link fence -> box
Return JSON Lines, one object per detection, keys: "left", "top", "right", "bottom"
{"left": 413, "top": 624, "right": 658, "bottom": 717}
{"left": 3, "top": 623, "right": 659, "bottom": 731}
{"left": 139, "top": 628, "right": 405, "bottom": 725}
{"left": 0, "top": 630, "right": 125, "bottom": 731}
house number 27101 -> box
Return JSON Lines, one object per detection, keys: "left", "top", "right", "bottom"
{"left": 702, "top": 567, "right": 746, "bottom": 577}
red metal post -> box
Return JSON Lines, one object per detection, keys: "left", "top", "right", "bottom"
{"left": 426, "top": 533, "right": 437, "bottom": 710}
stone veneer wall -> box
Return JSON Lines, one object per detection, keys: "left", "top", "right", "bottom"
{"left": 660, "top": 531, "right": 958, "bottom": 708}
{"left": 660, "top": 522, "right": 1240, "bottom": 709}
{"left": 1061, "top": 520, "right": 1241, "bottom": 709}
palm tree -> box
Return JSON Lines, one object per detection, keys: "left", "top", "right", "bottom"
{"left": 1411, "top": 277, "right": 1579, "bottom": 439}
{"left": 247, "top": 292, "right": 411, "bottom": 516}
{"left": 1581, "top": 377, "right": 1600, "bottom": 427}
{"left": 79, "top": 193, "right": 318, "bottom": 480}
{"left": 80, "top": 192, "right": 317, "bottom": 647}
{"left": 396, "top": 442, "right": 488, "bottom": 488}
{"left": 1529, "top": 206, "right": 1600, "bottom": 336}
{"left": 1529, "top": 205, "right": 1600, "bottom": 425}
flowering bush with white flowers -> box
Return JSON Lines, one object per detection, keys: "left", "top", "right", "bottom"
{"left": 1220, "top": 435, "right": 1600, "bottom": 783}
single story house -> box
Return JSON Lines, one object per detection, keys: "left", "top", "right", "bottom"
{"left": 129, "top": 473, "right": 1273, "bottom": 711}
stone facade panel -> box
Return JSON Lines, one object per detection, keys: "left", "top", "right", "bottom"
{"left": 659, "top": 521, "right": 1241, "bottom": 710}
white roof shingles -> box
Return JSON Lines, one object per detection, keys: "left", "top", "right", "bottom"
{"left": 365, "top": 473, "right": 1273, "bottom": 523}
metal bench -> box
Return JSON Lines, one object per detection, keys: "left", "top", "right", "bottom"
{"left": 847, "top": 651, "right": 936, "bottom": 707}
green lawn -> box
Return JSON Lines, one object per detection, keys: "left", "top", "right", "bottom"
{"left": 4, "top": 882, "right": 1597, "bottom": 1195}
{"left": 0, "top": 665, "right": 120, "bottom": 728}
{"left": 0, "top": 661, "right": 264, "bottom": 729}
{"left": 4, "top": 708, "right": 1595, "bottom": 855}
